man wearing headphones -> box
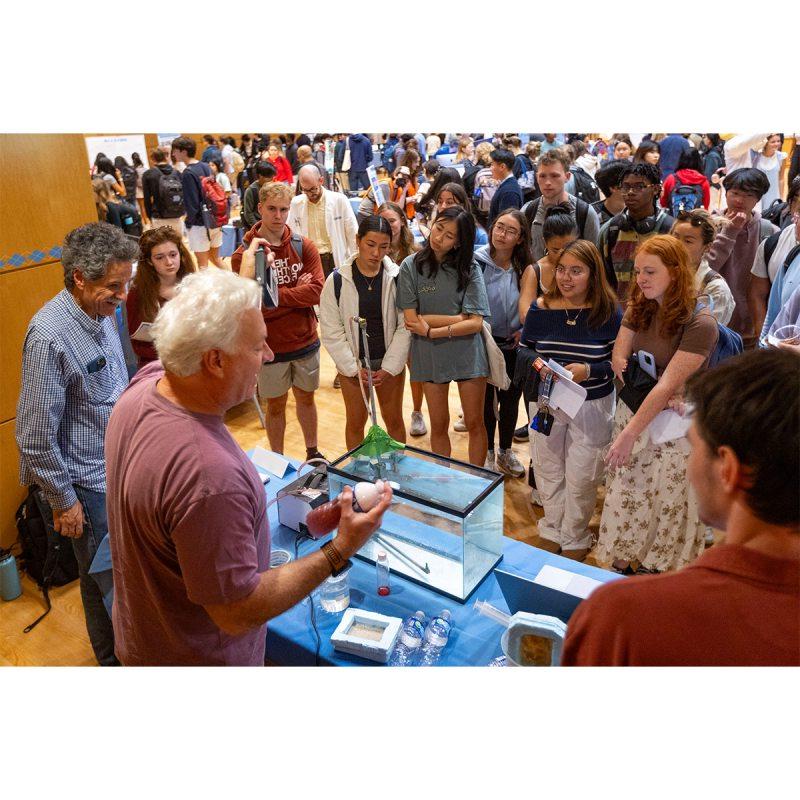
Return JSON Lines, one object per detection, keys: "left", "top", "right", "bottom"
{"left": 597, "top": 163, "right": 675, "bottom": 299}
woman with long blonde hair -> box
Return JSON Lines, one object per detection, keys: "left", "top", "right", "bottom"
{"left": 126, "top": 226, "right": 196, "bottom": 367}
{"left": 596, "top": 234, "right": 719, "bottom": 573}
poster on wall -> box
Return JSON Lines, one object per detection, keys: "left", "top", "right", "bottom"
{"left": 84, "top": 134, "right": 149, "bottom": 172}
{"left": 157, "top": 133, "right": 181, "bottom": 148}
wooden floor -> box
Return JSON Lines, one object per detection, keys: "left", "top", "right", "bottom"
{"left": 0, "top": 327, "right": 608, "bottom": 666}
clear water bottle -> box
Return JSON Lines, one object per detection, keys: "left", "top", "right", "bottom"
{"left": 388, "top": 610, "right": 426, "bottom": 667}
{"left": 417, "top": 609, "right": 453, "bottom": 667}
{"left": 376, "top": 550, "right": 390, "bottom": 596}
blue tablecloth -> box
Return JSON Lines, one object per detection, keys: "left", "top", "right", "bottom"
{"left": 262, "top": 458, "right": 620, "bottom": 667}
{"left": 89, "top": 450, "right": 620, "bottom": 666}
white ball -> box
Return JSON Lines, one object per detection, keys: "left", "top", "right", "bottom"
{"left": 353, "top": 481, "right": 381, "bottom": 512}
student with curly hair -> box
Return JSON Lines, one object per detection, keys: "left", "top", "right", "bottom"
{"left": 595, "top": 234, "right": 719, "bottom": 573}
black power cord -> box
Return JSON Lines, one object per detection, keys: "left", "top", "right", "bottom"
{"left": 295, "top": 534, "right": 322, "bottom": 666}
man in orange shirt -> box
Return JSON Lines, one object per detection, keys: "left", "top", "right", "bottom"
{"left": 563, "top": 349, "right": 799, "bottom": 666}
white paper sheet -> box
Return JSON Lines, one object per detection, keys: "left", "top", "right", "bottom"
{"left": 250, "top": 446, "right": 293, "bottom": 478}
{"left": 550, "top": 377, "right": 587, "bottom": 419}
{"left": 130, "top": 322, "right": 153, "bottom": 342}
{"left": 545, "top": 360, "right": 587, "bottom": 419}
{"left": 534, "top": 564, "right": 604, "bottom": 600}
{"left": 649, "top": 410, "right": 691, "bottom": 445}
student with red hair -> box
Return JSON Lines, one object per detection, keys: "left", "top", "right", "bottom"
{"left": 595, "top": 234, "right": 719, "bottom": 573}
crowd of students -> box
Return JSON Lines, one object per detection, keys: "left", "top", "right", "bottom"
{"left": 95, "top": 131, "right": 800, "bottom": 570}
{"left": 15, "top": 131, "right": 799, "bottom": 666}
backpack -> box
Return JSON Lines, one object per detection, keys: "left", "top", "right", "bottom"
{"left": 117, "top": 201, "right": 142, "bottom": 239}
{"left": 669, "top": 177, "right": 704, "bottom": 217}
{"left": 518, "top": 160, "right": 538, "bottom": 198}
{"left": 119, "top": 164, "right": 138, "bottom": 202}
{"left": 522, "top": 197, "right": 590, "bottom": 239}
{"left": 382, "top": 142, "right": 397, "bottom": 172}
{"left": 569, "top": 166, "right": 601, "bottom": 204}
{"left": 472, "top": 167, "right": 499, "bottom": 214}
{"left": 761, "top": 198, "right": 787, "bottom": 227}
{"left": 157, "top": 169, "right": 185, "bottom": 218}
{"left": 763, "top": 230, "right": 782, "bottom": 274}
{"left": 15, "top": 486, "right": 80, "bottom": 633}
{"left": 695, "top": 303, "right": 744, "bottom": 368}
{"left": 200, "top": 174, "right": 229, "bottom": 228}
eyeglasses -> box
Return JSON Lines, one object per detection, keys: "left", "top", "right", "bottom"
{"left": 555, "top": 266, "right": 587, "bottom": 277}
{"left": 493, "top": 224, "right": 521, "bottom": 238}
{"left": 619, "top": 183, "right": 652, "bottom": 194}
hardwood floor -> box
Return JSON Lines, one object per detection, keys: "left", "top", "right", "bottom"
{"left": 0, "top": 344, "right": 607, "bottom": 667}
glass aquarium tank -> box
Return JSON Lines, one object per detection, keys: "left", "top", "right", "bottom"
{"left": 327, "top": 445, "right": 504, "bottom": 602}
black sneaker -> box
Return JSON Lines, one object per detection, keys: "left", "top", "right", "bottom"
{"left": 305, "top": 449, "right": 327, "bottom": 463}
{"left": 513, "top": 424, "right": 529, "bottom": 442}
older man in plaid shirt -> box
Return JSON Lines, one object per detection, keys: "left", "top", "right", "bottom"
{"left": 16, "top": 222, "right": 137, "bottom": 665}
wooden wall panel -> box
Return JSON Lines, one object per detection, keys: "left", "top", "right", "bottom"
{"left": 0, "top": 134, "right": 97, "bottom": 258}
{"left": 0, "top": 418, "right": 24, "bottom": 549}
{"left": 1, "top": 133, "right": 102, "bottom": 546}
{"left": 0, "top": 261, "right": 64, "bottom": 422}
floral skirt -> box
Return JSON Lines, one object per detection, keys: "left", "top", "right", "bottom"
{"left": 594, "top": 402, "right": 705, "bottom": 572}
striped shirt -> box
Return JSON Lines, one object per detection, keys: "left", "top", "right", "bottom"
{"left": 16, "top": 289, "right": 128, "bottom": 510}
{"left": 520, "top": 304, "right": 623, "bottom": 400}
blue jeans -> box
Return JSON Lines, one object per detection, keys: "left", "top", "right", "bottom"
{"left": 349, "top": 170, "right": 369, "bottom": 191}
{"left": 41, "top": 487, "right": 118, "bottom": 665}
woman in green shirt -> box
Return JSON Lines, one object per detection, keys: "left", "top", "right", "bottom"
{"left": 396, "top": 205, "right": 491, "bottom": 466}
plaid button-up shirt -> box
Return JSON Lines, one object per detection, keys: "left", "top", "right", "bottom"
{"left": 16, "top": 289, "right": 128, "bottom": 510}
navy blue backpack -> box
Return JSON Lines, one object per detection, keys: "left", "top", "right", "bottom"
{"left": 695, "top": 302, "right": 743, "bottom": 367}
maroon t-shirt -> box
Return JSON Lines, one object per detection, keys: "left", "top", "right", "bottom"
{"left": 562, "top": 544, "right": 800, "bottom": 666}
{"left": 106, "top": 362, "right": 270, "bottom": 665}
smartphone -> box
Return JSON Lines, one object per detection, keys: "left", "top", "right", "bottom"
{"left": 637, "top": 350, "right": 657, "bottom": 380}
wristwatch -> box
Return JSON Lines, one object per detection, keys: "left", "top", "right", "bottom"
{"left": 320, "top": 541, "right": 352, "bottom": 576}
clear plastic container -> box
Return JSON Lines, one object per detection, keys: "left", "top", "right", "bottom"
{"left": 319, "top": 567, "right": 351, "bottom": 613}
{"left": 269, "top": 549, "right": 292, "bottom": 568}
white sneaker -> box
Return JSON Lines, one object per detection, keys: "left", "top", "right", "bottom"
{"left": 453, "top": 411, "right": 468, "bottom": 432}
{"left": 409, "top": 411, "right": 427, "bottom": 437}
{"left": 529, "top": 488, "right": 543, "bottom": 507}
{"left": 496, "top": 448, "right": 526, "bottom": 478}
{"left": 484, "top": 451, "right": 496, "bottom": 470}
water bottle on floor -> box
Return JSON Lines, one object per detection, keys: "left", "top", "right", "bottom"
{"left": 388, "top": 611, "right": 426, "bottom": 667}
{"left": 417, "top": 609, "right": 452, "bottom": 667}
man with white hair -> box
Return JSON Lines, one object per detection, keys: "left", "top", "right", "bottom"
{"left": 105, "top": 269, "right": 392, "bottom": 666}
{"left": 288, "top": 163, "right": 358, "bottom": 279}
{"left": 16, "top": 221, "right": 138, "bottom": 664}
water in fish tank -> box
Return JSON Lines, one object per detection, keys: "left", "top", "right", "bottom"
{"left": 328, "top": 446, "right": 504, "bottom": 602}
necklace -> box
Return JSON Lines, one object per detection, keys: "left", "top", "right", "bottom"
{"left": 356, "top": 261, "right": 381, "bottom": 291}
{"left": 565, "top": 308, "right": 582, "bottom": 326}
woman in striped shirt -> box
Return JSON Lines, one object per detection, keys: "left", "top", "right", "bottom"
{"left": 520, "top": 240, "right": 622, "bottom": 560}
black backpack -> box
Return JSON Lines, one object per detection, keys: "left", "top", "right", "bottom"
{"left": 761, "top": 198, "right": 787, "bottom": 228}
{"left": 157, "top": 168, "right": 185, "bottom": 218}
{"left": 119, "top": 164, "right": 138, "bottom": 203}
{"left": 523, "top": 197, "right": 591, "bottom": 239}
{"left": 569, "top": 166, "right": 600, "bottom": 204}
{"left": 118, "top": 201, "right": 142, "bottom": 239}
{"left": 15, "top": 486, "right": 79, "bottom": 633}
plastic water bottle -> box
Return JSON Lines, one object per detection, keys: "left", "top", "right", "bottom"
{"left": 388, "top": 611, "right": 426, "bottom": 667}
{"left": 417, "top": 609, "right": 453, "bottom": 667}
